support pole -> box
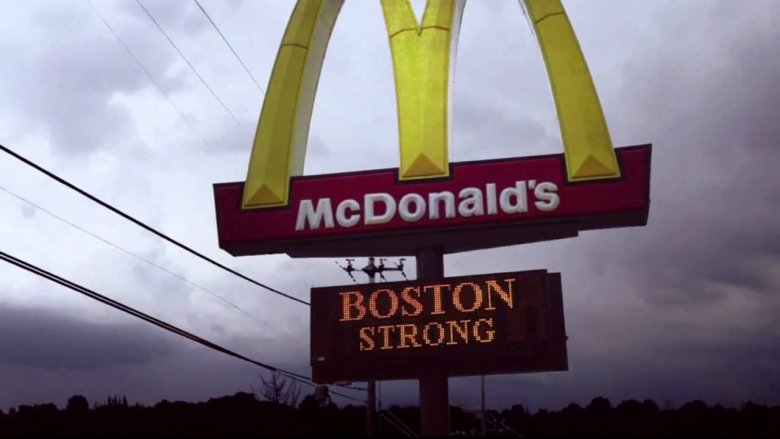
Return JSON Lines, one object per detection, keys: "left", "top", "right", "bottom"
{"left": 367, "top": 270, "right": 378, "bottom": 438}
{"left": 367, "top": 380, "right": 377, "bottom": 437}
{"left": 481, "top": 375, "right": 486, "bottom": 436}
{"left": 416, "top": 247, "right": 449, "bottom": 437}
{"left": 378, "top": 381, "right": 382, "bottom": 437}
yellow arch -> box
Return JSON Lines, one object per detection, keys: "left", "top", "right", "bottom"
{"left": 524, "top": 0, "right": 619, "bottom": 181}
{"left": 242, "top": 0, "right": 619, "bottom": 210}
{"left": 380, "top": 0, "right": 465, "bottom": 180}
{"left": 242, "top": 0, "right": 344, "bottom": 209}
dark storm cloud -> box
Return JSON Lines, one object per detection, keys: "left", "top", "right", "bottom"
{"left": 517, "top": 0, "right": 780, "bottom": 408}
{"left": 448, "top": 325, "right": 780, "bottom": 412}
{"left": 573, "top": 330, "right": 780, "bottom": 406}
{"left": 0, "top": 304, "right": 174, "bottom": 370}
{"left": 438, "top": 0, "right": 780, "bottom": 411}
{"left": 627, "top": 221, "right": 779, "bottom": 307}
{"left": 0, "top": 303, "right": 317, "bottom": 410}
{"left": 618, "top": 0, "right": 780, "bottom": 154}
{"left": 561, "top": 0, "right": 780, "bottom": 310}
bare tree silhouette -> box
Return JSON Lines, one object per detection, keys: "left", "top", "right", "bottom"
{"left": 256, "top": 372, "right": 301, "bottom": 407}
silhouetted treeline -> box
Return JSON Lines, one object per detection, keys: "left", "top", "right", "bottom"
{"left": 0, "top": 393, "right": 778, "bottom": 438}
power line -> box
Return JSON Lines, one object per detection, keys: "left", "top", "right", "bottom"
{"left": 0, "top": 250, "right": 364, "bottom": 403}
{"left": 0, "top": 144, "right": 309, "bottom": 306}
{"left": 379, "top": 411, "right": 415, "bottom": 437}
{"left": 381, "top": 409, "right": 418, "bottom": 437}
{"left": 85, "top": 0, "right": 211, "bottom": 148}
{"left": 135, "top": 0, "right": 243, "bottom": 127}
{"left": 192, "top": 0, "right": 265, "bottom": 94}
{"left": 0, "top": 185, "right": 269, "bottom": 329}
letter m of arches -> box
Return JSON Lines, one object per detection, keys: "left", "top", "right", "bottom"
{"left": 242, "top": 0, "right": 620, "bottom": 209}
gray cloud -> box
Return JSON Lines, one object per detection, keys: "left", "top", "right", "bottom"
{"left": 121, "top": 0, "right": 207, "bottom": 36}
{"left": 0, "top": 302, "right": 322, "bottom": 410}
{"left": 0, "top": 304, "right": 174, "bottom": 370}
{"left": 609, "top": 0, "right": 780, "bottom": 308}
{"left": 30, "top": 44, "right": 137, "bottom": 153}
{"left": 453, "top": 99, "right": 553, "bottom": 161}
{"left": 0, "top": 1, "right": 198, "bottom": 155}
{"left": 440, "top": 0, "right": 780, "bottom": 411}
{"left": 19, "top": 203, "right": 36, "bottom": 219}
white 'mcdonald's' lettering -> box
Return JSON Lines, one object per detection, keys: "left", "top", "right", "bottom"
{"left": 295, "top": 198, "right": 334, "bottom": 231}
{"left": 365, "top": 193, "right": 396, "bottom": 225}
{"left": 335, "top": 199, "right": 361, "bottom": 227}
{"left": 534, "top": 182, "right": 560, "bottom": 211}
{"left": 296, "top": 181, "right": 560, "bottom": 231}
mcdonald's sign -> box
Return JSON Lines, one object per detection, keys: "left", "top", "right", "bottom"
{"left": 213, "top": 0, "right": 651, "bottom": 258}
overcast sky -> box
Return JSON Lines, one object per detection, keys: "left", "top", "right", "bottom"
{"left": 0, "top": 0, "right": 778, "bottom": 412}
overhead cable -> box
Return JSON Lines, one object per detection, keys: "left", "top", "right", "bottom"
{"left": 0, "top": 144, "right": 309, "bottom": 306}
{"left": 379, "top": 412, "right": 414, "bottom": 437}
{"left": 0, "top": 186, "right": 269, "bottom": 329}
{"left": 85, "top": 0, "right": 211, "bottom": 148}
{"left": 381, "top": 409, "right": 419, "bottom": 437}
{"left": 0, "top": 251, "right": 363, "bottom": 403}
{"left": 192, "top": 0, "right": 266, "bottom": 94}
{"left": 135, "top": 0, "right": 244, "bottom": 127}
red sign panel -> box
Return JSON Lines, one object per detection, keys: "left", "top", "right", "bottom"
{"left": 214, "top": 145, "right": 651, "bottom": 257}
{"left": 310, "top": 270, "right": 567, "bottom": 383}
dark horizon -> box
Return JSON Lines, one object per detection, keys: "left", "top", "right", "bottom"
{"left": 2, "top": 389, "right": 778, "bottom": 438}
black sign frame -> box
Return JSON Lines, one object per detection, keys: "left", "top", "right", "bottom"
{"left": 311, "top": 269, "right": 567, "bottom": 383}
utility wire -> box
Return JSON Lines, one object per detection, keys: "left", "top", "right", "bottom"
{"left": 382, "top": 409, "right": 418, "bottom": 437}
{"left": 0, "top": 144, "right": 309, "bottom": 306}
{"left": 86, "top": 0, "right": 211, "bottom": 148}
{"left": 499, "top": 418, "right": 524, "bottom": 438}
{"left": 0, "top": 185, "right": 269, "bottom": 329}
{"left": 379, "top": 411, "right": 414, "bottom": 437}
{"left": 0, "top": 251, "right": 364, "bottom": 403}
{"left": 192, "top": 0, "right": 265, "bottom": 94}
{"left": 135, "top": 0, "right": 243, "bottom": 127}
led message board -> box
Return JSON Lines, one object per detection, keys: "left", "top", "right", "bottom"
{"left": 310, "top": 270, "right": 567, "bottom": 383}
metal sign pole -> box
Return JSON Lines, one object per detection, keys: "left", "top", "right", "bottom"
{"left": 481, "top": 375, "right": 486, "bottom": 436}
{"left": 416, "top": 247, "right": 449, "bottom": 437}
{"left": 367, "top": 380, "right": 377, "bottom": 437}
{"left": 340, "top": 256, "right": 404, "bottom": 438}
{"left": 367, "top": 268, "right": 378, "bottom": 438}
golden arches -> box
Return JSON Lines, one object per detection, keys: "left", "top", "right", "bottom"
{"left": 380, "top": 0, "right": 465, "bottom": 180}
{"left": 524, "top": 0, "right": 619, "bottom": 181}
{"left": 242, "top": 0, "right": 344, "bottom": 209}
{"left": 242, "top": 0, "right": 619, "bottom": 210}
